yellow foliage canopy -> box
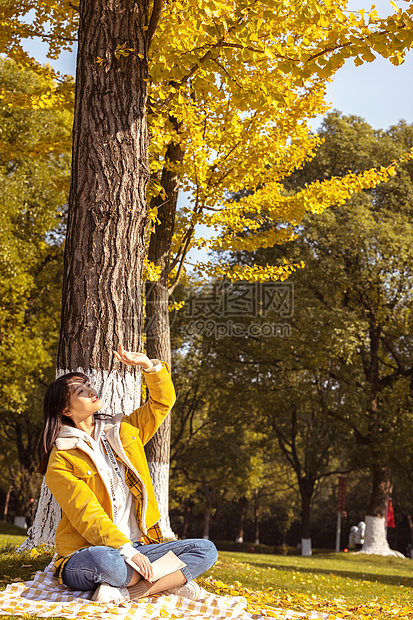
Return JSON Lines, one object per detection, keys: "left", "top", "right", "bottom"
{"left": 147, "top": 0, "right": 413, "bottom": 283}
{"left": 1, "top": 0, "right": 412, "bottom": 283}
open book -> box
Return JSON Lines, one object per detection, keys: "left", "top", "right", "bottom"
{"left": 125, "top": 550, "right": 187, "bottom": 581}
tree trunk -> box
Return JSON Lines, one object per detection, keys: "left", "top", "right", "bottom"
{"left": 59, "top": 0, "right": 149, "bottom": 372}
{"left": 360, "top": 463, "right": 403, "bottom": 556}
{"left": 19, "top": 479, "right": 62, "bottom": 549}
{"left": 235, "top": 496, "right": 248, "bottom": 543}
{"left": 254, "top": 488, "right": 260, "bottom": 544}
{"left": 367, "top": 462, "right": 390, "bottom": 518}
{"left": 360, "top": 515, "right": 403, "bottom": 557}
{"left": 20, "top": 0, "right": 150, "bottom": 550}
{"left": 407, "top": 514, "right": 413, "bottom": 558}
{"left": 14, "top": 421, "right": 38, "bottom": 472}
{"left": 202, "top": 482, "right": 214, "bottom": 540}
{"left": 145, "top": 127, "right": 184, "bottom": 539}
{"left": 282, "top": 529, "right": 288, "bottom": 553}
{"left": 300, "top": 478, "right": 314, "bottom": 556}
{"left": 3, "top": 485, "right": 12, "bottom": 521}
{"left": 182, "top": 501, "right": 192, "bottom": 539}
{"left": 203, "top": 504, "right": 212, "bottom": 540}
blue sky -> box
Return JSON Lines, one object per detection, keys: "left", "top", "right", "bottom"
{"left": 314, "top": 52, "right": 413, "bottom": 130}
{"left": 315, "top": 0, "right": 413, "bottom": 131}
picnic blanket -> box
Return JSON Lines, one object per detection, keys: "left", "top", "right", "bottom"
{"left": 0, "top": 560, "right": 338, "bottom": 620}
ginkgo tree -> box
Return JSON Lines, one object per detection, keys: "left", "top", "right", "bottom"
{"left": 147, "top": 0, "right": 413, "bottom": 285}
{"left": 3, "top": 0, "right": 413, "bottom": 543}
{"left": 143, "top": 0, "right": 413, "bottom": 534}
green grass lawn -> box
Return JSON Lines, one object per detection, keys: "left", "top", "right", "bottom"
{"left": 0, "top": 522, "right": 27, "bottom": 548}
{"left": 196, "top": 550, "right": 413, "bottom": 618}
{"left": 204, "top": 550, "right": 413, "bottom": 605}
{"left": 1, "top": 533, "right": 413, "bottom": 619}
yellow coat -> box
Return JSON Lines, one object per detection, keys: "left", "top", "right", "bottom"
{"left": 45, "top": 363, "right": 176, "bottom": 559}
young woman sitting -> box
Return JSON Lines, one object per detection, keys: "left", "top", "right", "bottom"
{"left": 38, "top": 346, "right": 217, "bottom": 604}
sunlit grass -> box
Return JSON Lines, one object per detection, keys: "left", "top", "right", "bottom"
{"left": 204, "top": 550, "right": 413, "bottom": 604}
{"left": 1, "top": 542, "right": 413, "bottom": 619}
{"left": 198, "top": 550, "right": 413, "bottom": 618}
{"left": 0, "top": 522, "right": 26, "bottom": 548}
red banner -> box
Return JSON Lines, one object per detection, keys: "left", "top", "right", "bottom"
{"left": 387, "top": 497, "right": 395, "bottom": 528}
{"left": 337, "top": 476, "right": 347, "bottom": 512}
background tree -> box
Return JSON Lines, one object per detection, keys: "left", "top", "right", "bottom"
{"left": 3, "top": 0, "right": 413, "bottom": 542}
{"left": 22, "top": 0, "right": 162, "bottom": 548}
{"left": 282, "top": 113, "right": 413, "bottom": 555}
{"left": 170, "top": 342, "right": 264, "bottom": 539}
{"left": 0, "top": 58, "right": 71, "bottom": 522}
{"left": 164, "top": 114, "right": 413, "bottom": 553}
{"left": 142, "top": 0, "right": 413, "bottom": 534}
{"left": 168, "top": 336, "right": 298, "bottom": 544}
{"left": 171, "top": 278, "right": 352, "bottom": 554}
{"left": 213, "top": 113, "right": 413, "bottom": 554}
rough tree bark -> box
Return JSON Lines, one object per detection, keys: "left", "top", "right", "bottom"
{"left": 145, "top": 124, "right": 184, "bottom": 539}
{"left": 20, "top": 0, "right": 151, "bottom": 549}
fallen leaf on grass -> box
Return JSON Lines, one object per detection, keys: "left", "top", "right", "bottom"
{"left": 29, "top": 549, "right": 40, "bottom": 558}
{"left": 198, "top": 575, "right": 413, "bottom": 620}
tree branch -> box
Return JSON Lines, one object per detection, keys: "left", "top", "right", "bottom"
{"left": 147, "top": 0, "right": 163, "bottom": 49}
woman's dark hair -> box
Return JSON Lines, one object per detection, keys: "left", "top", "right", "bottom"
{"left": 37, "top": 372, "right": 89, "bottom": 475}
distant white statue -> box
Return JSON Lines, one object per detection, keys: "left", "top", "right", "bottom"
{"left": 348, "top": 521, "right": 365, "bottom": 549}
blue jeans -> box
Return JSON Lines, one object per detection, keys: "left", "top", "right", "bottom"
{"left": 62, "top": 539, "right": 218, "bottom": 591}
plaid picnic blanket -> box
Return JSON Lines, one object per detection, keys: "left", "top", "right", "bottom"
{"left": 0, "top": 560, "right": 338, "bottom": 620}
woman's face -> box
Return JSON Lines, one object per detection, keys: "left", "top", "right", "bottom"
{"left": 65, "top": 377, "right": 103, "bottom": 427}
